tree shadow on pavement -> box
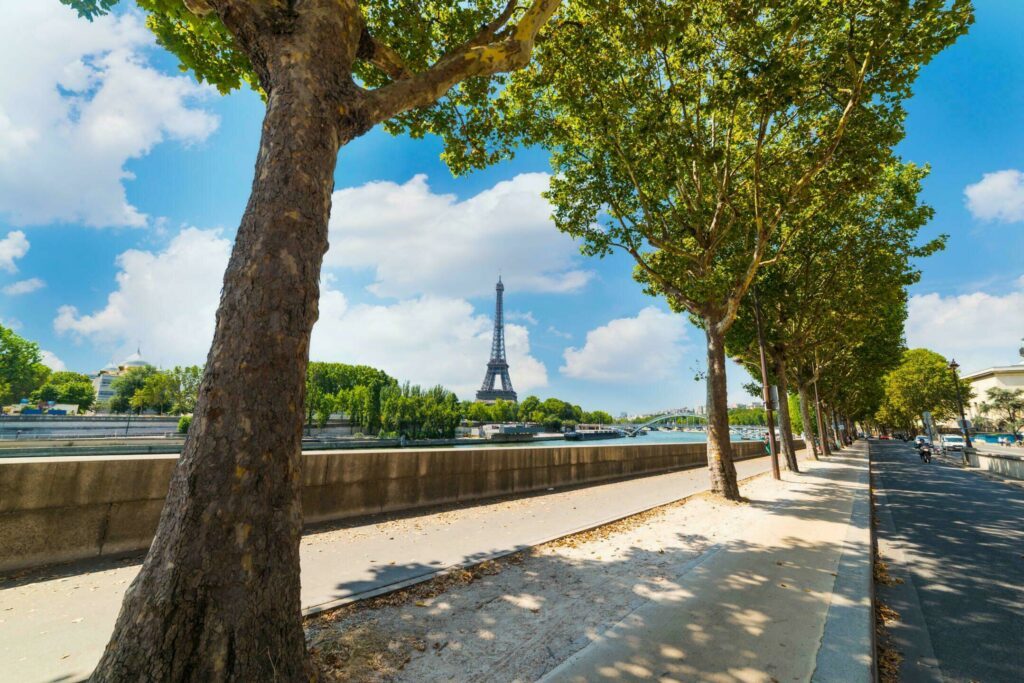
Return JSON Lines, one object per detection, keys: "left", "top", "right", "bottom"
{"left": 308, "top": 472, "right": 868, "bottom": 683}
{"left": 872, "top": 441, "right": 1024, "bottom": 683}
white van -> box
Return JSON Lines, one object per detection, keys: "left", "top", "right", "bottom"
{"left": 940, "top": 434, "right": 965, "bottom": 452}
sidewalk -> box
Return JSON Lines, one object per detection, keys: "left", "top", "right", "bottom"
{"left": 3, "top": 450, "right": 793, "bottom": 683}
{"left": 300, "top": 445, "right": 872, "bottom": 682}
{"left": 542, "top": 444, "right": 872, "bottom": 683}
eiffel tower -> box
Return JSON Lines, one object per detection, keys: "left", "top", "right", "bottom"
{"left": 476, "top": 276, "right": 517, "bottom": 403}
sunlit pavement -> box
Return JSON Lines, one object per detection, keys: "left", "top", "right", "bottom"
{"left": 543, "top": 444, "right": 873, "bottom": 683}
{"left": 1, "top": 450, "right": 794, "bottom": 683}
{"left": 872, "top": 440, "right": 1024, "bottom": 682}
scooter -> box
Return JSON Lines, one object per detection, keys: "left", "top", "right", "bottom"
{"left": 919, "top": 443, "right": 932, "bottom": 463}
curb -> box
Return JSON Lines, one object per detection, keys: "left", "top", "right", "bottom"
{"left": 811, "top": 441, "right": 876, "bottom": 682}
{"left": 869, "top": 444, "right": 879, "bottom": 682}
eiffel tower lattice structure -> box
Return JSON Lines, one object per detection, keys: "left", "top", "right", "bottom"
{"left": 476, "top": 276, "right": 517, "bottom": 403}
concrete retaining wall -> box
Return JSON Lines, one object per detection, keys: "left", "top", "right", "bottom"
{"left": 968, "top": 450, "right": 1024, "bottom": 480}
{"left": 0, "top": 439, "right": 796, "bottom": 573}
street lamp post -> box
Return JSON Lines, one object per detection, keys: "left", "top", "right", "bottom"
{"left": 948, "top": 359, "right": 972, "bottom": 462}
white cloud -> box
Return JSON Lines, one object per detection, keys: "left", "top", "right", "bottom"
{"left": 560, "top": 307, "right": 688, "bottom": 382}
{"left": 0, "top": 3, "right": 218, "bottom": 227}
{"left": 907, "top": 279, "right": 1024, "bottom": 373}
{"left": 40, "top": 350, "right": 66, "bottom": 371}
{"left": 3, "top": 277, "right": 44, "bottom": 296}
{"left": 0, "top": 230, "right": 29, "bottom": 272}
{"left": 506, "top": 310, "right": 538, "bottom": 326}
{"left": 54, "top": 227, "right": 547, "bottom": 396}
{"left": 55, "top": 227, "right": 230, "bottom": 365}
{"left": 312, "top": 293, "right": 547, "bottom": 398}
{"left": 964, "top": 169, "right": 1024, "bottom": 223}
{"left": 326, "top": 173, "right": 592, "bottom": 298}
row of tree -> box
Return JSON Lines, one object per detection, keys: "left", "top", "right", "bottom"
{"left": 489, "top": 2, "right": 972, "bottom": 495}
{"left": 64, "top": 0, "right": 973, "bottom": 677}
{"left": 875, "top": 348, "right": 1022, "bottom": 436}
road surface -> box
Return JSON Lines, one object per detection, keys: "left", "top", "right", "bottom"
{"left": 872, "top": 440, "right": 1024, "bottom": 682}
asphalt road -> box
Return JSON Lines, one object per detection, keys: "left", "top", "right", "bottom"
{"left": 872, "top": 440, "right": 1024, "bottom": 682}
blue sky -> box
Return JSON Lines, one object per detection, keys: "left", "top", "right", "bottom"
{"left": 0, "top": 1, "right": 1022, "bottom": 414}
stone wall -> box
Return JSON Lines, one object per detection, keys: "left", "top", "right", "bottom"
{"left": 0, "top": 439, "right": 796, "bottom": 573}
{"left": 968, "top": 449, "right": 1024, "bottom": 480}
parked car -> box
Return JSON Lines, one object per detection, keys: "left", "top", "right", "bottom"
{"left": 940, "top": 434, "right": 966, "bottom": 452}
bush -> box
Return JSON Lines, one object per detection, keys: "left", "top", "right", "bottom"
{"left": 177, "top": 415, "right": 192, "bottom": 434}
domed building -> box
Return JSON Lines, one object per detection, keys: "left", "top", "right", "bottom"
{"left": 120, "top": 349, "right": 151, "bottom": 371}
{"left": 91, "top": 348, "right": 153, "bottom": 408}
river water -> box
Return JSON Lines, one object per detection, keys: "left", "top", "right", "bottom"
{"left": 460, "top": 430, "right": 757, "bottom": 449}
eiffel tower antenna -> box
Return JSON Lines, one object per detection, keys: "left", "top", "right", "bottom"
{"left": 476, "top": 275, "right": 517, "bottom": 403}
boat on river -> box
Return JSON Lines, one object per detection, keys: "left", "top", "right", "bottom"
{"left": 565, "top": 424, "right": 626, "bottom": 441}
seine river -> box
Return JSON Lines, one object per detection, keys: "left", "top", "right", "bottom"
{"left": 460, "top": 430, "right": 758, "bottom": 449}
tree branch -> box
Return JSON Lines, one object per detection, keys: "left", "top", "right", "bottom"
{"left": 357, "top": 27, "right": 411, "bottom": 80}
{"left": 362, "top": 0, "right": 559, "bottom": 125}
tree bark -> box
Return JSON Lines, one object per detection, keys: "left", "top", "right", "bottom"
{"left": 814, "top": 383, "right": 831, "bottom": 455}
{"left": 705, "top": 323, "right": 740, "bottom": 500}
{"left": 91, "top": 20, "right": 359, "bottom": 681}
{"left": 773, "top": 356, "right": 799, "bottom": 472}
{"left": 798, "top": 384, "right": 819, "bottom": 459}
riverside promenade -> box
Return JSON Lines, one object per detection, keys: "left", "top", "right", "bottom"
{"left": 1, "top": 444, "right": 874, "bottom": 682}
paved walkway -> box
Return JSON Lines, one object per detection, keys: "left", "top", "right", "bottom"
{"left": 541, "top": 443, "right": 872, "bottom": 683}
{"left": 873, "top": 440, "right": 1024, "bottom": 683}
{"left": 3, "top": 450, "right": 794, "bottom": 683}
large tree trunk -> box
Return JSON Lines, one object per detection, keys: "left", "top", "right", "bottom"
{"left": 91, "top": 24, "right": 359, "bottom": 681}
{"left": 773, "top": 356, "right": 799, "bottom": 472}
{"left": 798, "top": 384, "right": 819, "bottom": 460}
{"left": 705, "top": 323, "right": 740, "bottom": 500}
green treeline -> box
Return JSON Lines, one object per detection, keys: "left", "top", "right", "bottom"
{"left": 110, "top": 365, "right": 203, "bottom": 415}
{"left": 1, "top": 324, "right": 95, "bottom": 411}
{"left": 305, "top": 362, "right": 614, "bottom": 438}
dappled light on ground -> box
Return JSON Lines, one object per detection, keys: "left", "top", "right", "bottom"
{"left": 306, "top": 453, "right": 869, "bottom": 682}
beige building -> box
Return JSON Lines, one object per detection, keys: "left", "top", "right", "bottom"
{"left": 962, "top": 360, "right": 1024, "bottom": 421}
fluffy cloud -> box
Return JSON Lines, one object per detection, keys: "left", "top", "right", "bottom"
{"left": 54, "top": 227, "right": 547, "bottom": 395}
{"left": 326, "top": 173, "right": 592, "bottom": 298}
{"left": 41, "top": 350, "right": 66, "bottom": 371}
{"left": 312, "top": 293, "right": 547, "bottom": 397}
{"left": 0, "top": 3, "right": 218, "bottom": 227}
{"left": 964, "top": 169, "right": 1024, "bottom": 223}
{"left": 3, "top": 277, "right": 44, "bottom": 296}
{"left": 906, "top": 278, "right": 1024, "bottom": 373}
{"left": 55, "top": 227, "right": 230, "bottom": 365}
{"left": 561, "top": 307, "right": 688, "bottom": 382}
{"left": 0, "top": 230, "right": 29, "bottom": 272}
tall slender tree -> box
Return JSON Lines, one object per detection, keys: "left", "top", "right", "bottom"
{"left": 66, "top": 1, "right": 562, "bottom": 679}
{"left": 496, "top": 0, "right": 970, "bottom": 499}
{"left": 726, "top": 162, "right": 940, "bottom": 465}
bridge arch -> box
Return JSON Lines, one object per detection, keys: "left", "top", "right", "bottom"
{"left": 625, "top": 411, "right": 707, "bottom": 436}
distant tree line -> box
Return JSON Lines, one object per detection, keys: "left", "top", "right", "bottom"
{"left": 108, "top": 365, "right": 203, "bottom": 415}
{"left": 1, "top": 324, "right": 95, "bottom": 410}
{"left": 304, "top": 362, "right": 614, "bottom": 438}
